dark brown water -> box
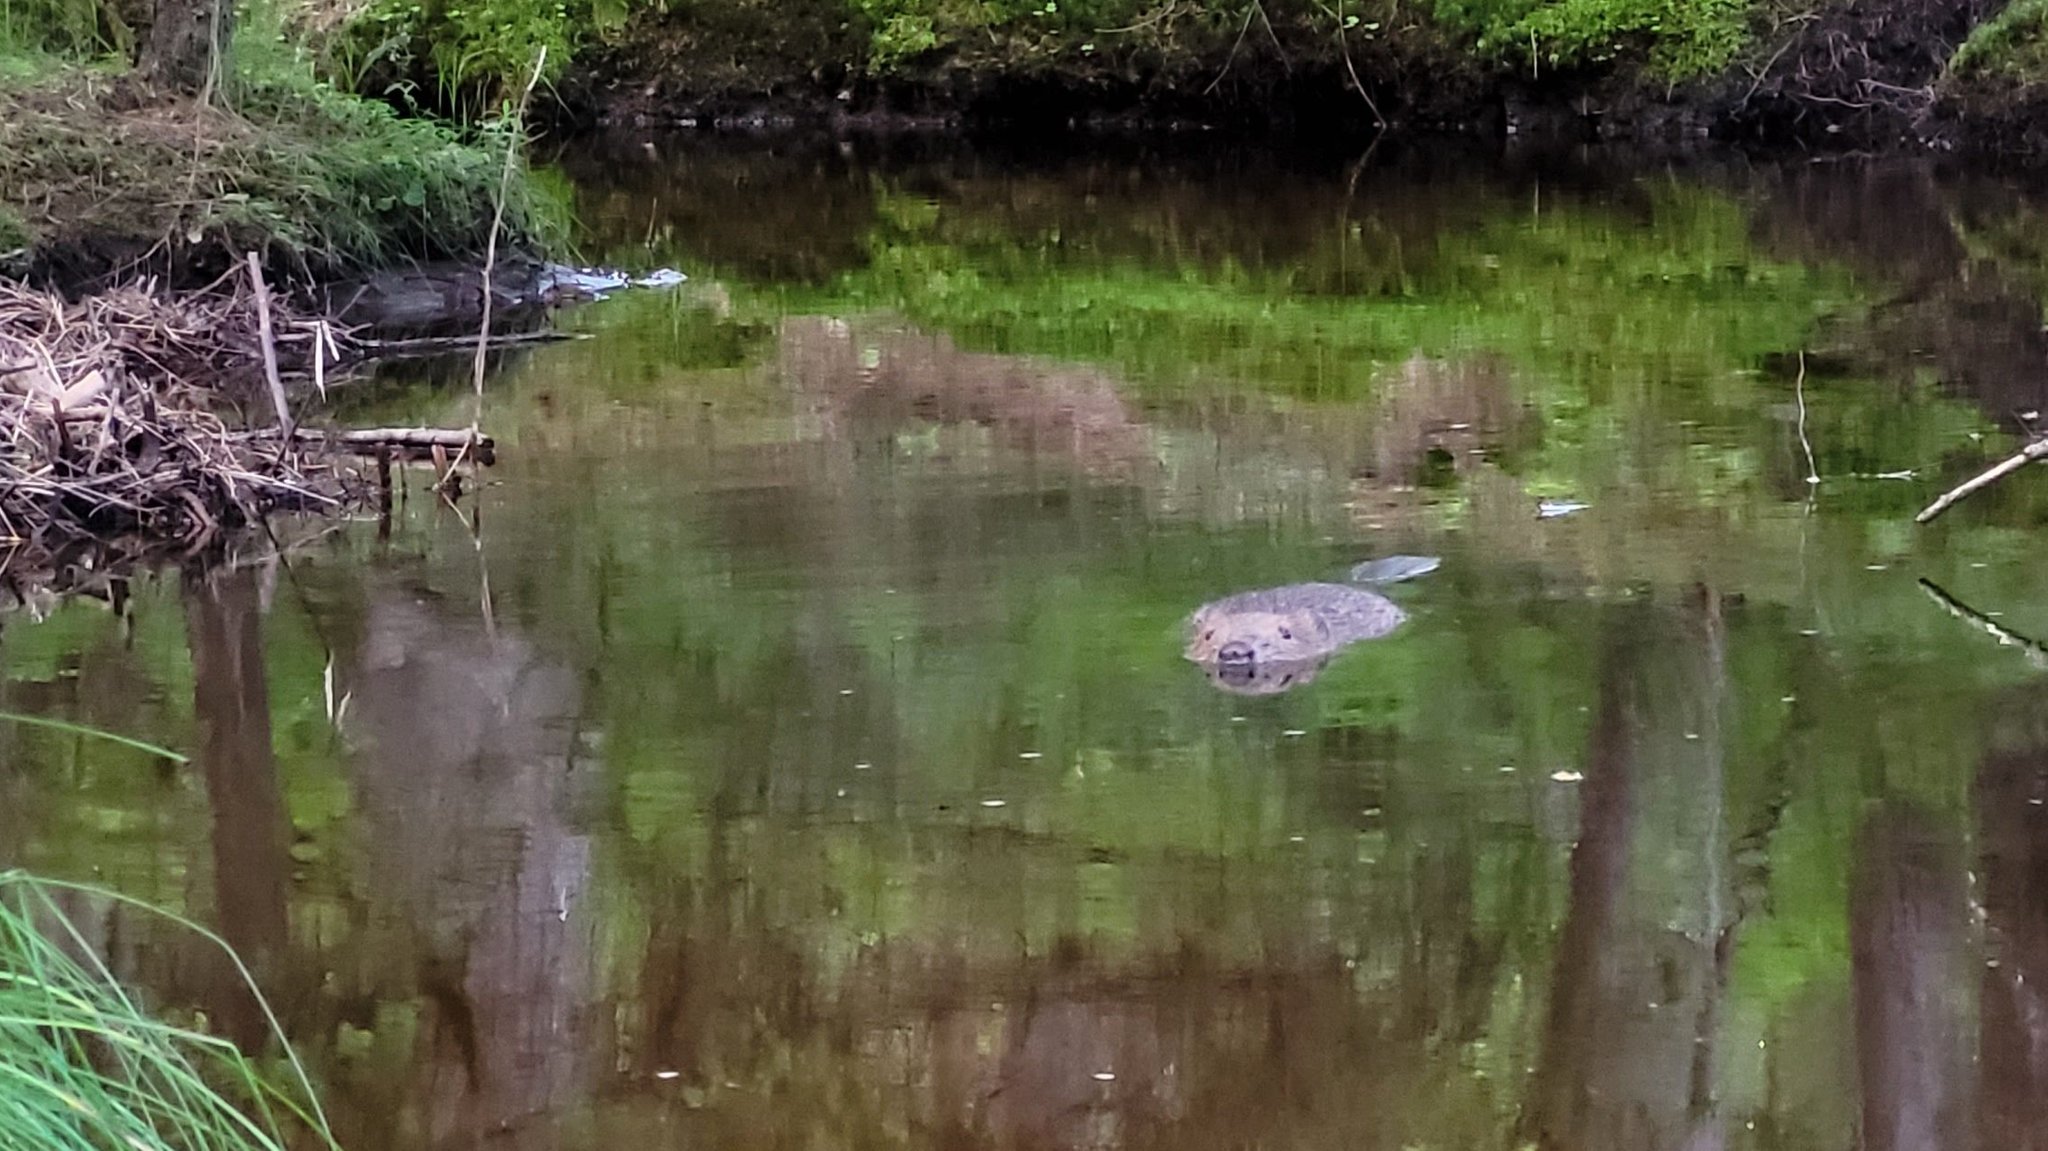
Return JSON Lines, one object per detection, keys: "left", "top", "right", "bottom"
{"left": 12, "top": 140, "right": 2048, "bottom": 1149}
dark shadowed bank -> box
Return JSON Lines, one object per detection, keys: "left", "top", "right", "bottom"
{"left": 556, "top": 0, "right": 2048, "bottom": 160}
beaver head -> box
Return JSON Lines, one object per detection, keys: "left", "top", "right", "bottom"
{"left": 1184, "top": 607, "right": 1333, "bottom": 666}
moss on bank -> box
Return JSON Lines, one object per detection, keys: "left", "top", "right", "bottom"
{"left": 1935, "top": 0, "right": 2048, "bottom": 157}
{"left": 1950, "top": 0, "right": 2048, "bottom": 83}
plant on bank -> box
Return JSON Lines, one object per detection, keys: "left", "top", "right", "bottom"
{"left": 0, "top": 0, "right": 558, "bottom": 273}
{"left": 0, "top": 870, "right": 340, "bottom": 1151}
{"left": 326, "top": 0, "right": 575, "bottom": 114}
{"left": 1430, "top": 0, "right": 1753, "bottom": 78}
{"left": 1947, "top": 0, "right": 2048, "bottom": 84}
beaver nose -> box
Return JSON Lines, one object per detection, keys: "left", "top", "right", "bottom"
{"left": 1217, "top": 641, "right": 1256, "bottom": 664}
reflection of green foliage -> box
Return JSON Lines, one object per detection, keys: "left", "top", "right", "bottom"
{"left": 790, "top": 178, "right": 1841, "bottom": 402}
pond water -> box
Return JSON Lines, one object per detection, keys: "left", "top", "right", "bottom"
{"left": 11, "top": 138, "right": 2048, "bottom": 1149}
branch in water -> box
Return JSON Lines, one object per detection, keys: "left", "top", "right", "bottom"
{"left": 1915, "top": 437, "right": 2048, "bottom": 524}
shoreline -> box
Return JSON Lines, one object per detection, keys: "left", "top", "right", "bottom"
{"left": 551, "top": 0, "right": 2043, "bottom": 163}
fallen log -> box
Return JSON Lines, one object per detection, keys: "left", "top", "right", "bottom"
{"left": 251, "top": 427, "right": 497, "bottom": 465}
{"left": 1915, "top": 437, "right": 2048, "bottom": 524}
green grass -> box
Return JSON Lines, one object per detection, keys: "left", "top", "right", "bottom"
{"left": 0, "top": 871, "right": 339, "bottom": 1151}
{"left": 0, "top": 0, "right": 127, "bottom": 58}
{"left": 0, "top": 0, "right": 558, "bottom": 276}
{"left": 1948, "top": 0, "right": 2048, "bottom": 84}
{"left": 227, "top": 32, "right": 564, "bottom": 267}
{"left": 326, "top": 0, "right": 577, "bottom": 116}
{"left": 1431, "top": 0, "right": 1753, "bottom": 78}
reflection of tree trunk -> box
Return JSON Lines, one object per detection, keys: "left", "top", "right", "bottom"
{"left": 1978, "top": 727, "right": 2048, "bottom": 1151}
{"left": 185, "top": 566, "right": 290, "bottom": 1052}
{"left": 1525, "top": 590, "right": 1728, "bottom": 1151}
{"left": 1852, "top": 801, "right": 1973, "bottom": 1151}
{"left": 341, "top": 588, "right": 594, "bottom": 1146}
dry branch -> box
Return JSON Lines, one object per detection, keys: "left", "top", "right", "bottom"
{"left": 1915, "top": 437, "right": 2048, "bottom": 523}
{"left": 245, "top": 252, "right": 293, "bottom": 437}
{"left": 255, "top": 426, "right": 498, "bottom": 464}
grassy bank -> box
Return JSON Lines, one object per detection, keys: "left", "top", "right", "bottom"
{"left": 0, "top": 3, "right": 554, "bottom": 287}
{"left": 1937, "top": 0, "right": 2048, "bottom": 156}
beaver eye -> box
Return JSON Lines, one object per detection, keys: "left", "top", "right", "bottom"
{"left": 1203, "top": 629, "right": 1214, "bottom": 641}
{"left": 1279, "top": 627, "right": 1293, "bottom": 639}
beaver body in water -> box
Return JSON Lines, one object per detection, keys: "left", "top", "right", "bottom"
{"left": 1183, "top": 556, "right": 1436, "bottom": 694}
{"left": 1184, "top": 583, "right": 1407, "bottom": 666}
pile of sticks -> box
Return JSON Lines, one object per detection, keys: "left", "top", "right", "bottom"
{"left": 0, "top": 274, "right": 482, "bottom": 589}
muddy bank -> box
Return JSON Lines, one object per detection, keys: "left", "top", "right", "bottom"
{"left": 564, "top": 0, "right": 2045, "bottom": 158}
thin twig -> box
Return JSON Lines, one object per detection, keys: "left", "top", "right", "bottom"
{"left": 1794, "top": 349, "right": 1818, "bottom": 486}
{"left": 1203, "top": 5, "right": 1258, "bottom": 95}
{"left": 450, "top": 45, "right": 547, "bottom": 492}
{"left": 1334, "top": 0, "right": 1385, "bottom": 131}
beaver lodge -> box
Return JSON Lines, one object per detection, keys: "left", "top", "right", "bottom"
{"left": 0, "top": 269, "right": 492, "bottom": 603}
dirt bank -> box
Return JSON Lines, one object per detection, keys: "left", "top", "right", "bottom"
{"left": 563, "top": 0, "right": 2047, "bottom": 159}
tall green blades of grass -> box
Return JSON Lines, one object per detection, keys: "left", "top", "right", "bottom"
{"left": 0, "top": 711, "right": 189, "bottom": 763}
{"left": 0, "top": 872, "right": 341, "bottom": 1151}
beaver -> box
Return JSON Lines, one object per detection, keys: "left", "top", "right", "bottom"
{"left": 1183, "top": 556, "right": 1437, "bottom": 687}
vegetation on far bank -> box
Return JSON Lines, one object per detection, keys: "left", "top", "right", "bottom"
{"left": 304, "top": 0, "right": 2048, "bottom": 157}
{"left": 336, "top": 0, "right": 1773, "bottom": 118}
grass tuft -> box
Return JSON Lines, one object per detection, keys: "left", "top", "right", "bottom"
{"left": 1948, "top": 0, "right": 2048, "bottom": 84}
{"left": 0, "top": 870, "right": 339, "bottom": 1151}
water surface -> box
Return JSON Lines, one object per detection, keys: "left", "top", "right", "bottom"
{"left": 9, "top": 139, "right": 2048, "bottom": 1149}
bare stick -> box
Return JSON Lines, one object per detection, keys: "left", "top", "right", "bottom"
{"left": 1914, "top": 436, "right": 2048, "bottom": 523}
{"left": 245, "top": 252, "right": 293, "bottom": 439}
{"left": 1794, "top": 349, "right": 1818, "bottom": 486}
{"left": 1334, "top": 0, "right": 1385, "bottom": 131}
{"left": 450, "top": 45, "right": 547, "bottom": 492}
{"left": 1203, "top": 5, "right": 1257, "bottom": 95}
{"left": 246, "top": 426, "right": 499, "bottom": 462}
{"left": 470, "top": 45, "right": 548, "bottom": 407}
